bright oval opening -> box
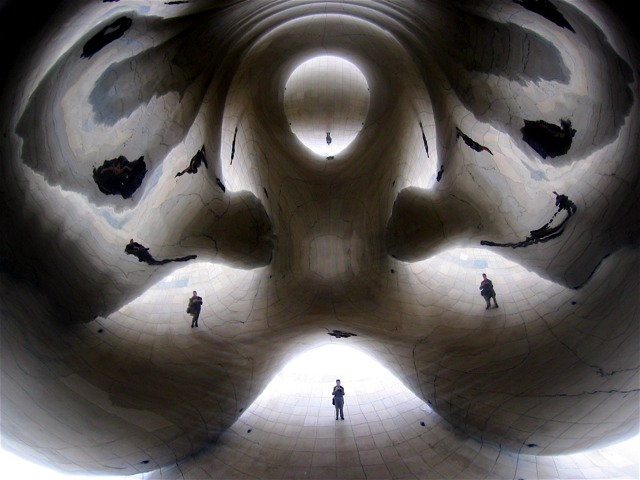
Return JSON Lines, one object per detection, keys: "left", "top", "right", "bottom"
{"left": 284, "top": 55, "right": 370, "bottom": 157}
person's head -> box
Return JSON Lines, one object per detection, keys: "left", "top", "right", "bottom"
{"left": 192, "top": 290, "right": 197, "bottom": 296}
{"left": 482, "top": 273, "right": 487, "bottom": 279}
{"left": 336, "top": 379, "right": 340, "bottom": 385}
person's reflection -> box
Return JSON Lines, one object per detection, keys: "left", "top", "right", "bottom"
{"left": 456, "top": 127, "right": 493, "bottom": 155}
{"left": 175, "top": 145, "right": 208, "bottom": 178}
{"left": 125, "top": 239, "right": 196, "bottom": 265}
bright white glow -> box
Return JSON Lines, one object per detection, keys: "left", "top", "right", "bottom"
{"left": 284, "top": 55, "right": 369, "bottom": 157}
{"left": 260, "top": 343, "right": 413, "bottom": 397}
{"left": 0, "top": 449, "right": 144, "bottom": 480}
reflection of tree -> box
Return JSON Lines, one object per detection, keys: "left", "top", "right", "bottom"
{"left": 125, "top": 239, "right": 197, "bottom": 266}
{"left": 93, "top": 155, "right": 147, "bottom": 198}
{"left": 521, "top": 119, "right": 576, "bottom": 159}
{"left": 481, "top": 192, "right": 577, "bottom": 248}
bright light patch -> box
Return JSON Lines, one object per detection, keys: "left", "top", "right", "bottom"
{"left": 284, "top": 55, "right": 369, "bottom": 157}
{"left": 260, "top": 344, "right": 407, "bottom": 395}
{"left": 0, "top": 449, "right": 143, "bottom": 480}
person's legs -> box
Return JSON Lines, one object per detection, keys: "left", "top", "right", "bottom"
{"left": 335, "top": 404, "right": 339, "bottom": 420}
{"left": 191, "top": 310, "right": 200, "bottom": 327}
{"left": 483, "top": 295, "right": 490, "bottom": 309}
{"left": 493, "top": 294, "right": 499, "bottom": 308}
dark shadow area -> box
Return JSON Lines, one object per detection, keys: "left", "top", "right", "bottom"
{"left": 93, "top": 155, "right": 147, "bottom": 198}
{"left": 442, "top": 11, "right": 569, "bottom": 85}
{"left": 481, "top": 192, "right": 577, "bottom": 248}
{"left": 328, "top": 330, "right": 357, "bottom": 338}
{"left": 81, "top": 16, "right": 132, "bottom": 59}
{"left": 0, "top": 0, "right": 65, "bottom": 91}
{"left": 521, "top": 118, "right": 575, "bottom": 159}
{"left": 513, "top": 0, "right": 575, "bottom": 33}
{"left": 87, "top": 14, "right": 219, "bottom": 127}
{"left": 444, "top": 3, "right": 633, "bottom": 166}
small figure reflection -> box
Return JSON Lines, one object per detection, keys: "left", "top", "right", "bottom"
{"left": 479, "top": 273, "right": 499, "bottom": 309}
{"left": 481, "top": 191, "right": 577, "bottom": 248}
{"left": 456, "top": 128, "right": 493, "bottom": 156}
{"left": 553, "top": 191, "right": 577, "bottom": 215}
{"left": 176, "top": 145, "right": 208, "bottom": 177}
{"left": 125, "top": 239, "right": 197, "bottom": 265}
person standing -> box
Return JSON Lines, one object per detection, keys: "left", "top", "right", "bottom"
{"left": 332, "top": 379, "right": 345, "bottom": 420}
{"left": 188, "top": 291, "right": 203, "bottom": 327}
{"left": 479, "top": 273, "right": 498, "bottom": 309}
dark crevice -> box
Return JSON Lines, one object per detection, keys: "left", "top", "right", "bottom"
{"left": 81, "top": 16, "right": 133, "bottom": 59}
{"left": 513, "top": 0, "right": 575, "bottom": 33}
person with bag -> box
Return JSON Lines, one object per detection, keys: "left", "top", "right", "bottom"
{"left": 332, "top": 379, "right": 345, "bottom": 420}
{"left": 187, "top": 291, "right": 203, "bottom": 328}
{"left": 479, "top": 273, "right": 498, "bottom": 309}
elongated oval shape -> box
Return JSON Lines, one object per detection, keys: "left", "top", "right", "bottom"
{"left": 284, "top": 55, "right": 369, "bottom": 157}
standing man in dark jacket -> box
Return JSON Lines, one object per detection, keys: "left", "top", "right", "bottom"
{"left": 188, "top": 291, "right": 203, "bottom": 328}
{"left": 332, "top": 379, "right": 345, "bottom": 420}
{"left": 480, "top": 273, "right": 498, "bottom": 309}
